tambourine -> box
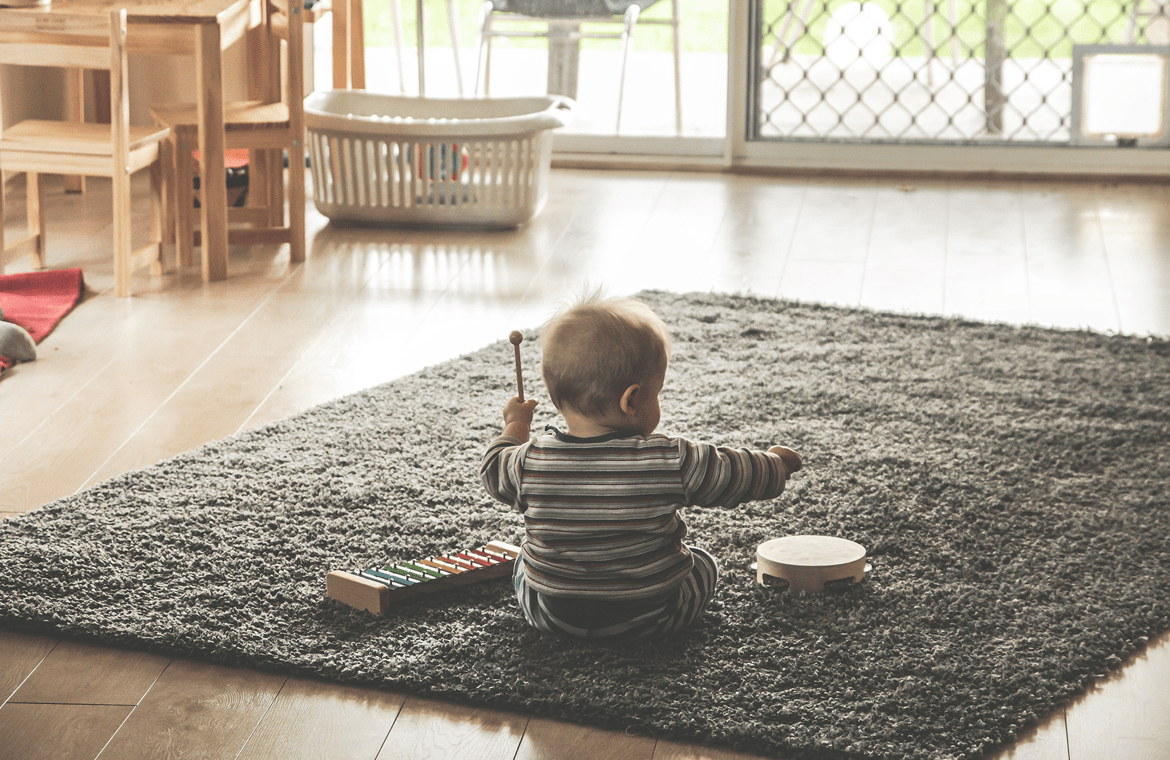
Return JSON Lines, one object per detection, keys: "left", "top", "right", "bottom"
{"left": 751, "top": 535, "right": 870, "bottom": 592}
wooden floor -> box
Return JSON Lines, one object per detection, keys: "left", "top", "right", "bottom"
{"left": 1, "top": 167, "right": 1168, "bottom": 760}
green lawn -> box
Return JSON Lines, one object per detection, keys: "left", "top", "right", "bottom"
{"left": 360, "top": 0, "right": 1139, "bottom": 59}
{"left": 762, "top": 0, "right": 1136, "bottom": 59}
{"left": 360, "top": 0, "right": 728, "bottom": 53}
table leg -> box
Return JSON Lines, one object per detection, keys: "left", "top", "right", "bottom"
{"left": 196, "top": 21, "right": 229, "bottom": 282}
{"left": 332, "top": 0, "right": 347, "bottom": 88}
{"left": 351, "top": 0, "right": 366, "bottom": 89}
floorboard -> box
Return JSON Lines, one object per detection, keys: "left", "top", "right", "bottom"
{"left": 0, "top": 631, "right": 57, "bottom": 704}
{"left": 0, "top": 703, "right": 133, "bottom": 760}
{"left": 236, "top": 677, "right": 405, "bottom": 760}
{"left": 96, "top": 659, "right": 285, "bottom": 760}
{"left": 1, "top": 168, "right": 1167, "bottom": 760}
{"left": 515, "top": 717, "right": 656, "bottom": 760}
{"left": 375, "top": 695, "right": 527, "bottom": 760}
{"left": 8, "top": 640, "right": 169, "bottom": 706}
{"left": 1065, "top": 631, "right": 1170, "bottom": 760}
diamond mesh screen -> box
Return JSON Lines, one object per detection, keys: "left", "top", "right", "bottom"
{"left": 755, "top": 0, "right": 1169, "bottom": 141}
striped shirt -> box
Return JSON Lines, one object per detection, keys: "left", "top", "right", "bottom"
{"left": 481, "top": 426, "right": 790, "bottom": 600}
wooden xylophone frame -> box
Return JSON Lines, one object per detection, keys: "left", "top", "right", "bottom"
{"left": 326, "top": 541, "right": 521, "bottom": 614}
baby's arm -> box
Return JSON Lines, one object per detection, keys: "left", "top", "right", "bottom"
{"left": 502, "top": 395, "right": 538, "bottom": 441}
{"left": 480, "top": 396, "right": 538, "bottom": 510}
{"left": 681, "top": 440, "right": 799, "bottom": 508}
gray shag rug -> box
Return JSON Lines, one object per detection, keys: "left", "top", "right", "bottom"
{"left": 2, "top": 291, "right": 1168, "bottom": 760}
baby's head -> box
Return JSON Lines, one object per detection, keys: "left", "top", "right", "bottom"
{"left": 541, "top": 294, "right": 671, "bottom": 434}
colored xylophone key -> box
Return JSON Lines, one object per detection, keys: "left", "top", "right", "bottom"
{"left": 326, "top": 541, "right": 521, "bottom": 614}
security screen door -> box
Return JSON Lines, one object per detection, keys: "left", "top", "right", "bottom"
{"left": 736, "top": 0, "right": 1170, "bottom": 169}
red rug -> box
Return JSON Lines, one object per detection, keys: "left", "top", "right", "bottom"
{"left": 0, "top": 268, "right": 85, "bottom": 371}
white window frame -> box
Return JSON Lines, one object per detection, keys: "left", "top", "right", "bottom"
{"left": 558, "top": 0, "right": 1170, "bottom": 176}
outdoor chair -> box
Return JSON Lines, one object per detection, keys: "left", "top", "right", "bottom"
{"left": 1126, "top": 0, "right": 1169, "bottom": 42}
{"left": 387, "top": 0, "right": 468, "bottom": 94}
{"left": 474, "top": 0, "right": 682, "bottom": 133}
{"left": 767, "top": 0, "right": 962, "bottom": 83}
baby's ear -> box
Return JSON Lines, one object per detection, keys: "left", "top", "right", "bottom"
{"left": 619, "top": 384, "right": 641, "bottom": 416}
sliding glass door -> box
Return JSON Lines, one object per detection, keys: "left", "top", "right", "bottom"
{"left": 322, "top": 0, "right": 1170, "bottom": 173}
{"left": 727, "top": 0, "right": 1170, "bottom": 173}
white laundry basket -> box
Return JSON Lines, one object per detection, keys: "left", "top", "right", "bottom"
{"left": 304, "top": 91, "right": 574, "bottom": 228}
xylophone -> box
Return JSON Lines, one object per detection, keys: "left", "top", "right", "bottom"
{"left": 326, "top": 541, "right": 521, "bottom": 614}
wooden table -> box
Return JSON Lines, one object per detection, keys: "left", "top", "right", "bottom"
{"left": 0, "top": 0, "right": 256, "bottom": 282}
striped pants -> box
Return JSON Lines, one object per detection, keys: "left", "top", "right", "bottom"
{"left": 512, "top": 546, "right": 720, "bottom": 642}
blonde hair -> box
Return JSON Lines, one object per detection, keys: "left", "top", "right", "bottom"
{"left": 540, "top": 293, "right": 671, "bottom": 417}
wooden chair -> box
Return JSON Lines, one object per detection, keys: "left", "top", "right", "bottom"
{"left": 150, "top": 0, "right": 306, "bottom": 269}
{"left": 0, "top": 9, "right": 170, "bottom": 298}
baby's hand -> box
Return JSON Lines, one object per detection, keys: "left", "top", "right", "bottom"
{"left": 503, "top": 396, "right": 538, "bottom": 427}
{"left": 768, "top": 445, "right": 802, "bottom": 476}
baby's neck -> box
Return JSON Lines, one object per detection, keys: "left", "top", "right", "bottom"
{"left": 560, "top": 409, "right": 632, "bottom": 439}
{"left": 565, "top": 422, "right": 621, "bottom": 438}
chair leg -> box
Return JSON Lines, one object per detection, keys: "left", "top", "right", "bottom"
{"left": 249, "top": 148, "right": 279, "bottom": 228}
{"left": 670, "top": 0, "right": 682, "bottom": 134}
{"left": 0, "top": 170, "right": 7, "bottom": 269}
{"left": 64, "top": 69, "right": 87, "bottom": 194}
{"left": 26, "top": 172, "right": 45, "bottom": 269}
{"left": 159, "top": 139, "right": 174, "bottom": 271}
{"left": 175, "top": 133, "right": 196, "bottom": 267}
{"left": 246, "top": 148, "right": 263, "bottom": 220}
{"left": 112, "top": 169, "right": 133, "bottom": 298}
{"left": 947, "top": 0, "right": 961, "bottom": 64}
{"left": 615, "top": 4, "right": 640, "bottom": 135}
{"left": 475, "top": 0, "right": 494, "bottom": 96}
{"left": 768, "top": 0, "right": 816, "bottom": 66}
{"left": 922, "top": 0, "right": 936, "bottom": 86}
{"left": 390, "top": 0, "right": 407, "bottom": 93}
{"left": 266, "top": 149, "right": 284, "bottom": 229}
{"left": 289, "top": 143, "right": 306, "bottom": 263}
{"left": 150, "top": 156, "right": 165, "bottom": 276}
{"left": 447, "top": 0, "right": 465, "bottom": 96}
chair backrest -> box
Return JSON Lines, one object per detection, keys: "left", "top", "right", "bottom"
{"left": 0, "top": 9, "right": 124, "bottom": 70}
{"left": 258, "top": 0, "right": 304, "bottom": 117}
{"left": 0, "top": 9, "right": 131, "bottom": 174}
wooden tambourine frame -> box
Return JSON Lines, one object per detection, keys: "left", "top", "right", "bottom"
{"left": 752, "top": 535, "right": 870, "bottom": 592}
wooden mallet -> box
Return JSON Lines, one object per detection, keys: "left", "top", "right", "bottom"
{"left": 509, "top": 330, "right": 525, "bottom": 401}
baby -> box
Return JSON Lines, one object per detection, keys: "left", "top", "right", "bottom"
{"left": 480, "top": 294, "right": 802, "bottom": 642}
